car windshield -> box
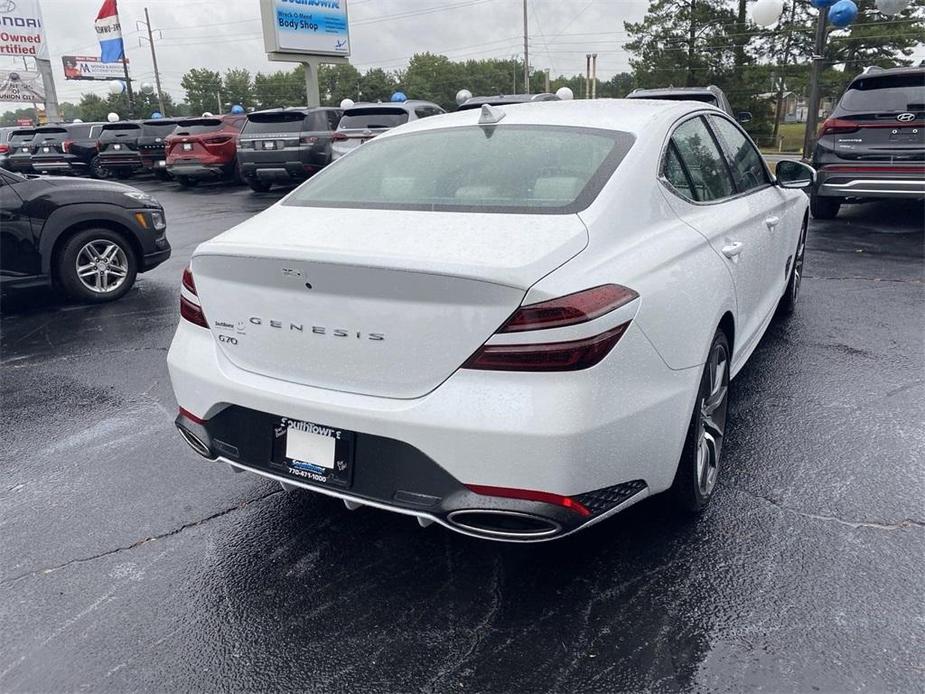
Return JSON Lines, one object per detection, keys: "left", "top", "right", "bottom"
{"left": 243, "top": 112, "right": 307, "bottom": 134}
{"left": 175, "top": 119, "right": 223, "bottom": 135}
{"left": 839, "top": 73, "right": 925, "bottom": 113}
{"left": 286, "top": 125, "right": 634, "bottom": 214}
{"left": 339, "top": 108, "right": 409, "bottom": 130}
{"left": 100, "top": 124, "right": 141, "bottom": 139}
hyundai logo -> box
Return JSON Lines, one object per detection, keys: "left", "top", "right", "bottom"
{"left": 0, "top": 1, "right": 16, "bottom": 13}
{"left": 897, "top": 113, "right": 915, "bottom": 122}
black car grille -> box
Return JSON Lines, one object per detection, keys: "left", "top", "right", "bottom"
{"left": 575, "top": 480, "right": 647, "bottom": 515}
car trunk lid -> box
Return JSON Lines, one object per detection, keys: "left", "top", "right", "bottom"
{"left": 191, "top": 206, "right": 588, "bottom": 399}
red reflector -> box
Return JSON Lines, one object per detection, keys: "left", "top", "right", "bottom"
{"left": 181, "top": 265, "right": 197, "bottom": 294}
{"left": 501, "top": 284, "right": 638, "bottom": 333}
{"left": 466, "top": 484, "right": 591, "bottom": 517}
{"left": 301, "top": 135, "right": 319, "bottom": 144}
{"left": 178, "top": 407, "right": 207, "bottom": 425}
{"left": 463, "top": 322, "right": 629, "bottom": 372}
{"left": 180, "top": 295, "right": 209, "bottom": 328}
{"left": 0, "top": 144, "right": 9, "bottom": 154}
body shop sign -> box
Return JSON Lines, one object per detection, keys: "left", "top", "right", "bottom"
{"left": 0, "top": 0, "right": 49, "bottom": 60}
{"left": 262, "top": 0, "right": 350, "bottom": 58}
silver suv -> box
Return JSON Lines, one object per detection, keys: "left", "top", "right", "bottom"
{"left": 331, "top": 100, "right": 445, "bottom": 161}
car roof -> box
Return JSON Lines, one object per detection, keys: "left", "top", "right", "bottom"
{"left": 387, "top": 98, "right": 718, "bottom": 139}
{"left": 628, "top": 86, "right": 720, "bottom": 98}
{"left": 344, "top": 100, "right": 440, "bottom": 113}
{"left": 855, "top": 65, "right": 925, "bottom": 78}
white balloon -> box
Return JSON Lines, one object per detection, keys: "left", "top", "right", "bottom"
{"left": 875, "top": 0, "right": 910, "bottom": 15}
{"left": 108, "top": 80, "right": 124, "bottom": 95}
{"left": 72, "top": 118, "right": 83, "bottom": 123}
{"left": 339, "top": 98, "right": 355, "bottom": 109}
{"left": 455, "top": 89, "right": 472, "bottom": 106}
{"left": 751, "top": 0, "right": 784, "bottom": 27}
{"left": 201, "top": 111, "right": 214, "bottom": 117}
{"left": 140, "top": 82, "right": 154, "bottom": 94}
{"left": 107, "top": 112, "right": 120, "bottom": 122}
{"left": 555, "top": 86, "right": 574, "bottom": 101}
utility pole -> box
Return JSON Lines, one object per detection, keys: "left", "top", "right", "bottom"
{"left": 544, "top": 68, "right": 550, "bottom": 94}
{"left": 523, "top": 0, "right": 530, "bottom": 96}
{"left": 591, "top": 54, "right": 598, "bottom": 99}
{"left": 585, "top": 54, "right": 591, "bottom": 99}
{"left": 687, "top": 0, "right": 696, "bottom": 87}
{"left": 802, "top": 7, "right": 830, "bottom": 160}
{"left": 139, "top": 7, "right": 167, "bottom": 116}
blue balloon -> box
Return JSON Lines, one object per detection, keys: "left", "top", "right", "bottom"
{"left": 390, "top": 91, "right": 407, "bottom": 103}
{"left": 230, "top": 104, "right": 245, "bottom": 114}
{"left": 150, "top": 111, "right": 163, "bottom": 119}
{"left": 810, "top": 0, "right": 836, "bottom": 8}
{"left": 829, "top": 0, "right": 858, "bottom": 26}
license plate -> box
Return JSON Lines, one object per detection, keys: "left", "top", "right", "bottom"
{"left": 113, "top": 144, "right": 121, "bottom": 150}
{"left": 42, "top": 146, "right": 50, "bottom": 153}
{"left": 273, "top": 417, "right": 355, "bottom": 488}
{"left": 262, "top": 140, "right": 276, "bottom": 150}
{"left": 889, "top": 129, "right": 920, "bottom": 143}
{"left": 183, "top": 143, "right": 192, "bottom": 151}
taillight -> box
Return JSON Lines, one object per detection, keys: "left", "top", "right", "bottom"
{"left": 62, "top": 139, "right": 74, "bottom": 153}
{"left": 237, "top": 138, "right": 251, "bottom": 149}
{"left": 818, "top": 118, "right": 860, "bottom": 136}
{"left": 0, "top": 144, "right": 8, "bottom": 154}
{"left": 180, "top": 265, "right": 209, "bottom": 328}
{"left": 463, "top": 284, "right": 638, "bottom": 372}
{"left": 300, "top": 135, "right": 318, "bottom": 144}
{"left": 332, "top": 132, "right": 347, "bottom": 141}
{"left": 466, "top": 484, "right": 591, "bottom": 517}
{"left": 203, "top": 135, "right": 232, "bottom": 145}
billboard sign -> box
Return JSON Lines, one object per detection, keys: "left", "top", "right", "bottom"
{"left": 62, "top": 55, "right": 127, "bottom": 81}
{"left": 0, "top": 69, "right": 44, "bottom": 103}
{"left": 0, "top": 0, "right": 49, "bottom": 60}
{"left": 261, "top": 0, "right": 351, "bottom": 58}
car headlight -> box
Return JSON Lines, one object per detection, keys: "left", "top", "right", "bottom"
{"left": 123, "top": 190, "right": 158, "bottom": 205}
{"left": 133, "top": 209, "right": 167, "bottom": 231}
{"left": 150, "top": 209, "right": 166, "bottom": 230}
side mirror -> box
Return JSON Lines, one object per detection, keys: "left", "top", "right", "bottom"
{"left": 737, "top": 111, "right": 753, "bottom": 123}
{"left": 775, "top": 160, "right": 815, "bottom": 189}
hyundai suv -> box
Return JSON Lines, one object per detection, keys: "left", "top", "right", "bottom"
{"left": 97, "top": 121, "right": 144, "bottom": 179}
{"left": 331, "top": 101, "right": 444, "bottom": 161}
{"left": 30, "top": 122, "right": 107, "bottom": 177}
{"left": 237, "top": 107, "right": 342, "bottom": 192}
{"left": 165, "top": 114, "right": 246, "bottom": 187}
{"left": 811, "top": 66, "right": 925, "bottom": 219}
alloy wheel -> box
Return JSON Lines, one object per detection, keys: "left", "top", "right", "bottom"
{"left": 696, "top": 341, "right": 729, "bottom": 497}
{"left": 75, "top": 240, "right": 129, "bottom": 294}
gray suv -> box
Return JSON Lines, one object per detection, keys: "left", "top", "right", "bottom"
{"left": 331, "top": 100, "right": 445, "bottom": 161}
{"left": 237, "top": 107, "right": 342, "bottom": 192}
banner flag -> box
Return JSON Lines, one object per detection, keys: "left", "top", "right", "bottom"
{"left": 95, "top": 0, "right": 124, "bottom": 63}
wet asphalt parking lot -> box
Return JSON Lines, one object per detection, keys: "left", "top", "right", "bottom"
{"left": 1, "top": 178, "right": 923, "bottom": 693}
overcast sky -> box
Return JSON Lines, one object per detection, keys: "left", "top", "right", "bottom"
{"left": 3, "top": 0, "right": 649, "bottom": 105}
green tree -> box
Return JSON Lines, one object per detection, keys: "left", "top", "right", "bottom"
{"left": 180, "top": 68, "right": 222, "bottom": 115}
{"left": 358, "top": 67, "right": 397, "bottom": 102}
{"left": 318, "top": 63, "right": 362, "bottom": 105}
{"left": 254, "top": 66, "right": 306, "bottom": 107}
{"left": 223, "top": 68, "right": 254, "bottom": 109}
{"left": 400, "top": 53, "right": 465, "bottom": 110}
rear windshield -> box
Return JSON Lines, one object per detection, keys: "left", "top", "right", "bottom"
{"left": 175, "top": 119, "right": 223, "bottom": 135}
{"left": 285, "top": 125, "right": 634, "bottom": 214}
{"left": 67, "top": 124, "right": 94, "bottom": 139}
{"left": 243, "top": 112, "right": 306, "bottom": 134}
{"left": 100, "top": 124, "right": 141, "bottom": 139}
{"left": 838, "top": 73, "right": 925, "bottom": 113}
{"left": 142, "top": 121, "right": 181, "bottom": 136}
{"left": 9, "top": 130, "right": 34, "bottom": 145}
{"left": 33, "top": 127, "right": 68, "bottom": 143}
{"left": 339, "top": 108, "right": 409, "bottom": 130}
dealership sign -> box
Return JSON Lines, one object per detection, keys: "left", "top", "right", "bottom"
{"left": 62, "top": 55, "right": 128, "bottom": 81}
{"left": 0, "top": 69, "right": 44, "bottom": 102}
{"left": 0, "top": 0, "right": 49, "bottom": 60}
{"left": 261, "top": 0, "right": 351, "bottom": 58}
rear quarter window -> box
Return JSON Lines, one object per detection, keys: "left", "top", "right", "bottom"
{"left": 242, "top": 113, "right": 306, "bottom": 135}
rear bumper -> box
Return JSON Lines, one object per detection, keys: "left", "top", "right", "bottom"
{"left": 32, "top": 156, "right": 86, "bottom": 175}
{"left": 6, "top": 157, "right": 33, "bottom": 173}
{"left": 815, "top": 167, "right": 925, "bottom": 199}
{"left": 98, "top": 154, "right": 143, "bottom": 171}
{"left": 167, "top": 320, "right": 700, "bottom": 541}
{"left": 167, "top": 162, "right": 232, "bottom": 179}
{"left": 239, "top": 160, "right": 315, "bottom": 182}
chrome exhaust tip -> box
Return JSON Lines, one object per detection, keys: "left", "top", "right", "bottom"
{"left": 176, "top": 424, "right": 215, "bottom": 460}
{"left": 447, "top": 509, "right": 561, "bottom": 539}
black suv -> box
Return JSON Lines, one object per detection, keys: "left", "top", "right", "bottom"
{"left": 5, "top": 128, "right": 36, "bottom": 173}
{"left": 30, "top": 122, "right": 107, "bottom": 177}
{"left": 237, "top": 107, "right": 342, "bottom": 192}
{"left": 97, "top": 121, "right": 144, "bottom": 179}
{"left": 0, "top": 168, "right": 170, "bottom": 302}
{"left": 137, "top": 118, "right": 183, "bottom": 179}
{"left": 811, "top": 66, "right": 925, "bottom": 219}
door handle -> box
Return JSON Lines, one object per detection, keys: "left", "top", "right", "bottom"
{"left": 722, "top": 242, "right": 744, "bottom": 259}
{"left": 765, "top": 216, "right": 780, "bottom": 229}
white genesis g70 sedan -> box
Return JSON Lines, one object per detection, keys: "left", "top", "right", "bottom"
{"left": 168, "top": 99, "right": 813, "bottom": 542}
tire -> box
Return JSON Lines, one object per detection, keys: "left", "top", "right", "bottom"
{"left": 671, "top": 329, "right": 731, "bottom": 514}
{"left": 88, "top": 156, "right": 108, "bottom": 179}
{"left": 56, "top": 228, "right": 137, "bottom": 303}
{"left": 154, "top": 170, "right": 171, "bottom": 182}
{"left": 810, "top": 194, "right": 841, "bottom": 220}
{"left": 247, "top": 179, "right": 272, "bottom": 193}
{"left": 176, "top": 176, "right": 199, "bottom": 188}
{"left": 778, "top": 217, "right": 807, "bottom": 316}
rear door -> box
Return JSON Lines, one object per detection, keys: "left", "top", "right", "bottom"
{"left": 0, "top": 174, "right": 38, "bottom": 277}
{"left": 819, "top": 71, "right": 925, "bottom": 164}
{"left": 660, "top": 115, "right": 779, "bottom": 357}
